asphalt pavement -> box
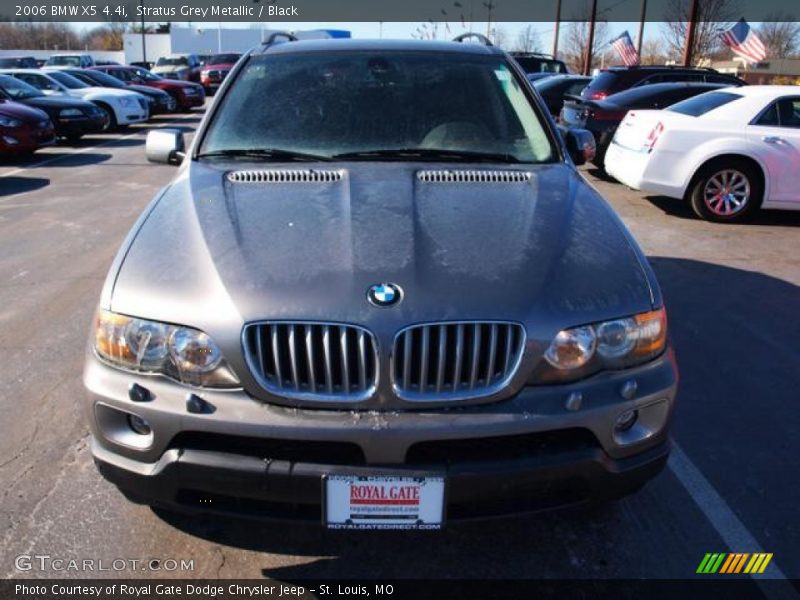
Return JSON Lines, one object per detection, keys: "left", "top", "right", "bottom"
{"left": 0, "top": 113, "right": 798, "bottom": 590}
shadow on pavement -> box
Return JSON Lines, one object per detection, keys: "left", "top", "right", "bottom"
{"left": 148, "top": 259, "right": 798, "bottom": 579}
{"left": 645, "top": 195, "right": 800, "bottom": 227}
{"left": 0, "top": 176, "right": 49, "bottom": 196}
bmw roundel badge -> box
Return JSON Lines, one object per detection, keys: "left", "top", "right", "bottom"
{"left": 367, "top": 283, "right": 402, "bottom": 307}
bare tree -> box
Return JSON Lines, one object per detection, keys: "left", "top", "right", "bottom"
{"left": 0, "top": 22, "right": 81, "bottom": 51}
{"left": 514, "top": 25, "right": 543, "bottom": 53}
{"left": 641, "top": 38, "right": 669, "bottom": 64}
{"left": 490, "top": 26, "right": 510, "bottom": 49}
{"left": 562, "top": 20, "right": 609, "bottom": 73}
{"left": 662, "top": 0, "right": 737, "bottom": 64}
{"left": 82, "top": 22, "right": 128, "bottom": 51}
{"left": 757, "top": 16, "right": 800, "bottom": 59}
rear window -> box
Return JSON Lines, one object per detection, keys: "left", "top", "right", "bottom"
{"left": 583, "top": 71, "right": 629, "bottom": 94}
{"left": 667, "top": 91, "right": 742, "bottom": 117}
{"left": 514, "top": 57, "right": 567, "bottom": 74}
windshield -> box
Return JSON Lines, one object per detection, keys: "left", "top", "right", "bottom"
{"left": 77, "top": 69, "right": 124, "bottom": 88}
{"left": 514, "top": 57, "right": 567, "bottom": 74}
{"left": 47, "top": 56, "right": 81, "bottom": 66}
{"left": 132, "top": 67, "right": 161, "bottom": 82}
{"left": 46, "top": 71, "right": 89, "bottom": 89}
{"left": 201, "top": 52, "right": 556, "bottom": 163}
{"left": 157, "top": 57, "right": 188, "bottom": 67}
{"left": 0, "top": 74, "right": 44, "bottom": 99}
{"left": 208, "top": 54, "right": 240, "bottom": 65}
{"left": 667, "top": 91, "right": 743, "bottom": 117}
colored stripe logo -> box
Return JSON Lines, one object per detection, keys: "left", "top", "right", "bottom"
{"left": 697, "top": 553, "right": 773, "bottom": 574}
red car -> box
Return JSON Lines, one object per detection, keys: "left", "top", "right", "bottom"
{"left": 0, "top": 98, "right": 55, "bottom": 156}
{"left": 199, "top": 53, "right": 241, "bottom": 94}
{"left": 90, "top": 65, "right": 205, "bottom": 112}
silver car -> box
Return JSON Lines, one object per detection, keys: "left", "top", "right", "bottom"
{"left": 84, "top": 34, "right": 678, "bottom": 529}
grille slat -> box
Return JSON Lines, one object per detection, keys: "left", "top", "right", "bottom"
{"left": 245, "top": 322, "right": 377, "bottom": 402}
{"left": 227, "top": 169, "right": 344, "bottom": 184}
{"left": 416, "top": 170, "right": 532, "bottom": 184}
{"left": 393, "top": 322, "right": 525, "bottom": 401}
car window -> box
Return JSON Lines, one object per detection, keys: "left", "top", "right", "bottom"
{"left": 209, "top": 54, "right": 241, "bottom": 65}
{"left": 47, "top": 56, "right": 80, "bottom": 66}
{"left": 755, "top": 103, "right": 780, "bottom": 126}
{"left": 201, "top": 52, "right": 556, "bottom": 163}
{"left": 110, "top": 69, "right": 131, "bottom": 82}
{"left": 667, "top": 91, "right": 743, "bottom": 116}
{"left": 15, "top": 73, "right": 61, "bottom": 91}
{"left": 0, "top": 74, "right": 44, "bottom": 99}
{"left": 47, "top": 70, "right": 89, "bottom": 89}
{"left": 775, "top": 98, "right": 800, "bottom": 128}
{"left": 158, "top": 57, "right": 188, "bottom": 66}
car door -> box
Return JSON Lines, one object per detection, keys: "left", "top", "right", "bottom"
{"left": 746, "top": 96, "right": 800, "bottom": 204}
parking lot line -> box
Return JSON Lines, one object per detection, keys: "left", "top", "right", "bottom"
{"left": 669, "top": 443, "right": 797, "bottom": 597}
{"left": 0, "top": 112, "right": 200, "bottom": 181}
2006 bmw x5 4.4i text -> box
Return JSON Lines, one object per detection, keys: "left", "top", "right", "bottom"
{"left": 84, "top": 34, "right": 678, "bottom": 529}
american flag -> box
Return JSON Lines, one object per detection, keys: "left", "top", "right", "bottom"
{"left": 610, "top": 31, "right": 640, "bottom": 66}
{"left": 720, "top": 19, "right": 767, "bottom": 64}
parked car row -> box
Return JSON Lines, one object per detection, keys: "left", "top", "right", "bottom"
{"left": 0, "top": 61, "right": 206, "bottom": 156}
{"left": 535, "top": 64, "right": 799, "bottom": 222}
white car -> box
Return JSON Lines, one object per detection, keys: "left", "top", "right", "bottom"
{"left": 0, "top": 69, "right": 149, "bottom": 131}
{"left": 604, "top": 85, "right": 800, "bottom": 222}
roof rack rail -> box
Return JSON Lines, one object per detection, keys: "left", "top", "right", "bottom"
{"left": 452, "top": 32, "right": 494, "bottom": 46}
{"left": 262, "top": 32, "right": 299, "bottom": 47}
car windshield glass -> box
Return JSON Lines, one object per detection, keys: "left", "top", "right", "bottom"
{"left": 133, "top": 68, "right": 161, "bottom": 81}
{"left": 200, "top": 52, "right": 556, "bottom": 163}
{"left": 0, "top": 58, "right": 21, "bottom": 68}
{"left": 209, "top": 54, "right": 240, "bottom": 65}
{"left": 514, "top": 57, "right": 566, "bottom": 73}
{"left": 80, "top": 69, "right": 124, "bottom": 88}
{"left": 47, "top": 71, "right": 89, "bottom": 89}
{"left": 667, "top": 91, "right": 742, "bottom": 116}
{"left": 0, "top": 74, "right": 44, "bottom": 99}
{"left": 157, "top": 57, "right": 188, "bottom": 66}
{"left": 48, "top": 56, "right": 81, "bottom": 66}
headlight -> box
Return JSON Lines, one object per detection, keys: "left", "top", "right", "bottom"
{"left": 59, "top": 108, "right": 83, "bottom": 117}
{"left": 0, "top": 115, "right": 23, "bottom": 127}
{"left": 183, "top": 87, "right": 198, "bottom": 95}
{"left": 117, "top": 97, "right": 134, "bottom": 108}
{"left": 201, "top": 70, "right": 210, "bottom": 78}
{"left": 94, "top": 309, "right": 240, "bottom": 388}
{"left": 532, "top": 308, "right": 667, "bottom": 383}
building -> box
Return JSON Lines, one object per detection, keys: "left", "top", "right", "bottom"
{"left": 123, "top": 26, "right": 350, "bottom": 64}
{"left": 711, "top": 58, "right": 800, "bottom": 85}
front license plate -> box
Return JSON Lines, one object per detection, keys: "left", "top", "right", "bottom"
{"left": 324, "top": 475, "right": 445, "bottom": 530}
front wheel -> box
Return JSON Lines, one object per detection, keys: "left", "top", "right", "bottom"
{"left": 96, "top": 103, "right": 117, "bottom": 132}
{"left": 688, "top": 160, "right": 762, "bottom": 223}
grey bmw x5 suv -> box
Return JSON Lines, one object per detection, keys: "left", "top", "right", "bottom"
{"left": 84, "top": 34, "right": 678, "bottom": 529}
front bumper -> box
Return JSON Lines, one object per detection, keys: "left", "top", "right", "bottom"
{"left": 85, "top": 349, "right": 678, "bottom": 521}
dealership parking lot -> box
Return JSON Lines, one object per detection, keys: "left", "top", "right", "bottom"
{"left": 0, "top": 109, "right": 798, "bottom": 586}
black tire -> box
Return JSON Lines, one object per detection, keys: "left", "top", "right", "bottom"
{"left": 95, "top": 102, "right": 117, "bottom": 132}
{"left": 688, "top": 158, "right": 763, "bottom": 223}
{"left": 64, "top": 134, "right": 83, "bottom": 143}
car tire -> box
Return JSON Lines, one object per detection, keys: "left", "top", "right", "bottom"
{"left": 95, "top": 102, "right": 117, "bottom": 132}
{"left": 688, "top": 159, "right": 763, "bottom": 223}
{"left": 64, "top": 134, "right": 83, "bottom": 143}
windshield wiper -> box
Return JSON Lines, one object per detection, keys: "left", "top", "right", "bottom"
{"left": 332, "top": 148, "right": 523, "bottom": 163}
{"left": 196, "top": 148, "right": 331, "bottom": 162}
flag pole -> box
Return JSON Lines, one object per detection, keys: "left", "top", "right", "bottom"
{"left": 682, "top": 0, "right": 699, "bottom": 66}
{"left": 552, "top": 0, "right": 562, "bottom": 58}
{"left": 583, "top": 0, "right": 598, "bottom": 75}
{"left": 636, "top": 0, "right": 646, "bottom": 58}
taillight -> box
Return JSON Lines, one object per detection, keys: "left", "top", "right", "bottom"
{"left": 643, "top": 122, "right": 664, "bottom": 151}
{"left": 586, "top": 90, "right": 608, "bottom": 100}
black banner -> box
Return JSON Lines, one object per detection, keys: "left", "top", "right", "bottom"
{"left": 0, "top": 0, "right": 799, "bottom": 23}
{"left": 2, "top": 579, "right": 799, "bottom": 600}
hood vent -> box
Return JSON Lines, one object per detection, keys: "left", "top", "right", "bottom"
{"left": 227, "top": 169, "right": 345, "bottom": 184}
{"left": 417, "top": 170, "right": 532, "bottom": 184}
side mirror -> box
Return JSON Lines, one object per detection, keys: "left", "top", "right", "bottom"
{"left": 146, "top": 129, "right": 185, "bottom": 165}
{"left": 561, "top": 128, "right": 596, "bottom": 166}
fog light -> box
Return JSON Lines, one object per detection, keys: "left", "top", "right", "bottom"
{"left": 2, "top": 136, "right": 19, "bottom": 145}
{"left": 127, "top": 414, "right": 151, "bottom": 436}
{"left": 615, "top": 409, "right": 638, "bottom": 432}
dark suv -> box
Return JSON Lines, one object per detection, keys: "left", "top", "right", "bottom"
{"left": 581, "top": 66, "right": 746, "bottom": 100}
{"left": 509, "top": 52, "right": 569, "bottom": 77}
{"left": 85, "top": 34, "right": 677, "bottom": 529}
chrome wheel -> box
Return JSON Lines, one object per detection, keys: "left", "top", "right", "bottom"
{"left": 703, "top": 169, "right": 750, "bottom": 217}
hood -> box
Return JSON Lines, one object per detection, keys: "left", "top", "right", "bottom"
{"left": 17, "top": 95, "right": 94, "bottom": 111}
{"left": 70, "top": 86, "right": 139, "bottom": 99}
{"left": 111, "top": 161, "right": 654, "bottom": 348}
{"left": 0, "top": 99, "right": 48, "bottom": 122}
{"left": 154, "top": 79, "right": 198, "bottom": 90}
{"left": 128, "top": 84, "right": 165, "bottom": 98}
